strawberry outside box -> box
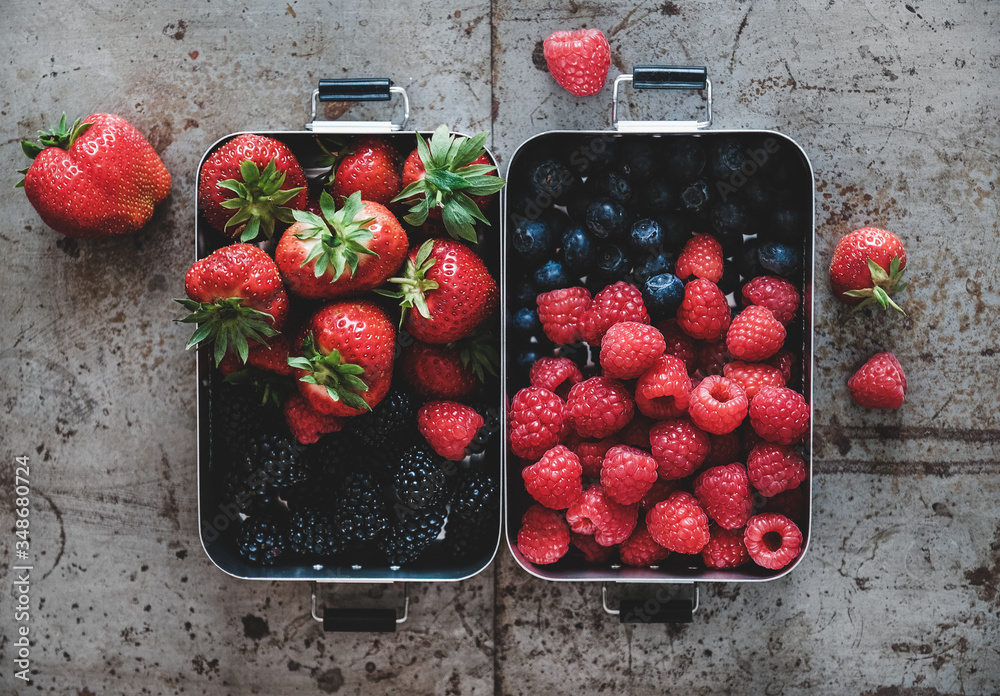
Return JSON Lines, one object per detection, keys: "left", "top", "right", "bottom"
{"left": 501, "top": 66, "right": 815, "bottom": 622}
{"left": 194, "top": 80, "right": 503, "bottom": 632}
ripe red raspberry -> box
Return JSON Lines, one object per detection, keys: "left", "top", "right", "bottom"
{"left": 693, "top": 463, "right": 752, "bottom": 529}
{"left": 742, "top": 275, "right": 801, "bottom": 325}
{"left": 570, "top": 531, "right": 615, "bottom": 563}
{"left": 639, "top": 478, "right": 676, "bottom": 511}
{"left": 748, "top": 386, "right": 810, "bottom": 445}
{"left": 543, "top": 28, "right": 611, "bottom": 97}
{"left": 600, "top": 445, "right": 658, "bottom": 505}
{"left": 675, "top": 233, "right": 724, "bottom": 283}
{"left": 676, "top": 278, "right": 731, "bottom": 342}
{"left": 688, "top": 375, "right": 749, "bottom": 435}
{"left": 646, "top": 491, "right": 711, "bottom": 554}
{"left": 283, "top": 393, "right": 345, "bottom": 445}
{"left": 766, "top": 349, "right": 796, "bottom": 384}
{"left": 523, "top": 444, "right": 584, "bottom": 509}
{"left": 619, "top": 520, "right": 671, "bottom": 567}
{"left": 648, "top": 418, "right": 710, "bottom": 480}
{"left": 578, "top": 281, "right": 650, "bottom": 345}
{"left": 573, "top": 437, "right": 618, "bottom": 478}
{"left": 704, "top": 431, "right": 741, "bottom": 467}
{"left": 417, "top": 400, "right": 485, "bottom": 461}
{"left": 599, "top": 321, "right": 666, "bottom": 379}
{"left": 657, "top": 319, "right": 699, "bottom": 372}
{"left": 618, "top": 413, "right": 655, "bottom": 450}
{"left": 746, "top": 442, "right": 807, "bottom": 497}
{"left": 848, "top": 352, "right": 907, "bottom": 409}
{"left": 565, "top": 376, "right": 634, "bottom": 439}
{"left": 635, "top": 354, "right": 691, "bottom": 419}
{"left": 726, "top": 305, "right": 786, "bottom": 362}
{"left": 536, "top": 286, "right": 591, "bottom": 344}
{"left": 695, "top": 339, "right": 731, "bottom": 377}
{"left": 744, "top": 513, "right": 803, "bottom": 570}
{"left": 565, "top": 485, "right": 638, "bottom": 546}
{"left": 517, "top": 504, "right": 571, "bottom": 565}
{"left": 702, "top": 527, "right": 751, "bottom": 569}
{"left": 508, "top": 386, "right": 570, "bottom": 459}
{"left": 723, "top": 360, "right": 786, "bottom": 399}
{"left": 529, "top": 356, "right": 584, "bottom": 398}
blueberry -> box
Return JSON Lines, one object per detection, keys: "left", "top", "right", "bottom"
{"left": 567, "top": 135, "right": 618, "bottom": 176}
{"left": 585, "top": 197, "right": 629, "bottom": 240}
{"left": 512, "top": 218, "right": 554, "bottom": 264}
{"left": 512, "top": 279, "right": 537, "bottom": 307}
{"left": 707, "top": 136, "right": 747, "bottom": 181}
{"left": 632, "top": 251, "right": 676, "bottom": 286}
{"left": 762, "top": 206, "right": 807, "bottom": 245}
{"left": 614, "top": 139, "right": 659, "bottom": 182}
{"left": 658, "top": 215, "right": 691, "bottom": 251}
{"left": 710, "top": 200, "right": 749, "bottom": 237}
{"left": 737, "top": 240, "right": 763, "bottom": 280}
{"left": 713, "top": 227, "right": 745, "bottom": 260}
{"left": 642, "top": 273, "right": 686, "bottom": 319}
{"left": 542, "top": 208, "right": 572, "bottom": 239}
{"left": 527, "top": 158, "right": 581, "bottom": 206}
{"left": 565, "top": 192, "right": 590, "bottom": 225}
{"left": 515, "top": 349, "right": 545, "bottom": 375}
{"left": 533, "top": 259, "right": 573, "bottom": 291}
{"left": 629, "top": 218, "right": 663, "bottom": 253}
{"left": 510, "top": 307, "right": 540, "bottom": 336}
{"left": 758, "top": 241, "right": 801, "bottom": 277}
{"left": 592, "top": 243, "right": 632, "bottom": 284}
{"left": 663, "top": 139, "right": 707, "bottom": 183}
{"left": 741, "top": 176, "right": 773, "bottom": 211}
{"left": 587, "top": 169, "right": 633, "bottom": 203}
{"left": 680, "top": 179, "right": 712, "bottom": 214}
{"left": 639, "top": 176, "right": 679, "bottom": 214}
{"left": 560, "top": 225, "right": 597, "bottom": 275}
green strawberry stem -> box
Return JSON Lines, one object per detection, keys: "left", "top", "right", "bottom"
{"left": 453, "top": 329, "right": 500, "bottom": 383}
{"left": 218, "top": 158, "right": 305, "bottom": 242}
{"left": 291, "top": 190, "right": 377, "bottom": 281}
{"left": 16, "top": 114, "right": 93, "bottom": 187}
{"left": 175, "top": 297, "right": 279, "bottom": 366}
{"left": 843, "top": 257, "right": 907, "bottom": 314}
{"left": 287, "top": 336, "right": 370, "bottom": 412}
{"left": 391, "top": 124, "right": 506, "bottom": 243}
{"left": 375, "top": 238, "right": 440, "bottom": 326}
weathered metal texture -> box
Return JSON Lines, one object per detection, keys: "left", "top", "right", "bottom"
{"left": 0, "top": 0, "right": 997, "bottom": 694}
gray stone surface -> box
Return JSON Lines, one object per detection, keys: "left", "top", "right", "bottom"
{"left": 1, "top": 0, "right": 998, "bottom": 694}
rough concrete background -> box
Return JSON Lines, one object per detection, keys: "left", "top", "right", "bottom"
{"left": 1, "top": 0, "right": 997, "bottom": 694}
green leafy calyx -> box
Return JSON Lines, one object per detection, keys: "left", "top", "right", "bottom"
{"left": 174, "top": 297, "right": 278, "bottom": 367}
{"left": 843, "top": 256, "right": 907, "bottom": 314}
{"left": 291, "top": 190, "right": 377, "bottom": 282}
{"left": 287, "top": 334, "right": 371, "bottom": 412}
{"left": 375, "top": 238, "right": 440, "bottom": 325}
{"left": 17, "top": 114, "right": 92, "bottom": 187}
{"left": 218, "top": 157, "right": 305, "bottom": 242}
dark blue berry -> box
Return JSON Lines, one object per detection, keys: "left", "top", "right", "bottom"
{"left": 586, "top": 197, "right": 628, "bottom": 240}
{"left": 512, "top": 279, "right": 537, "bottom": 307}
{"left": 512, "top": 218, "right": 554, "bottom": 264}
{"left": 533, "top": 259, "right": 573, "bottom": 291}
{"left": 560, "top": 225, "right": 597, "bottom": 275}
{"left": 718, "top": 263, "right": 741, "bottom": 296}
{"left": 629, "top": 218, "right": 664, "bottom": 253}
{"left": 528, "top": 158, "right": 581, "bottom": 206}
{"left": 515, "top": 349, "right": 545, "bottom": 374}
{"left": 658, "top": 215, "right": 691, "bottom": 251}
{"left": 639, "top": 176, "right": 679, "bottom": 214}
{"left": 542, "top": 207, "right": 573, "bottom": 238}
{"left": 707, "top": 136, "right": 747, "bottom": 181}
{"left": 642, "top": 273, "right": 685, "bottom": 320}
{"left": 587, "top": 169, "right": 633, "bottom": 203}
{"left": 758, "top": 241, "right": 801, "bottom": 277}
{"left": 511, "top": 307, "right": 540, "bottom": 336}
{"left": 614, "top": 139, "right": 659, "bottom": 182}
{"left": 738, "top": 240, "right": 763, "bottom": 279}
{"left": 741, "top": 176, "right": 773, "bottom": 211}
{"left": 592, "top": 243, "right": 631, "bottom": 284}
{"left": 632, "top": 251, "right": 677, "bottom": 286}
{"left": 680, "top": 179, "right": 712, "bottom": 214}
{"left": 663, "top": 138, "right": 707, "bottom": 183}
{"left": 567, "top": 135, "right": 618, "bottom": 176}
{"left": 710, "top": 200, "right": 749, "bottom": 237}
{"left": 763, "top": 206, "right": 807, "bottom": 245}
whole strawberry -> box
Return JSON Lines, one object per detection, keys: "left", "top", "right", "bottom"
{"left": 177, "top": 244, "right": 289, "bottom": 366}
{"left": 19, "top": 113, "right": 171, "bottom": 239}
{"left": 417, "top": 400, "right": 485, "bottom": 461}
{"left": 198, "top": 133, "right": 307, "bottom": 241}
{"left": 848, "top": 351, "right": 907, "bottom": 409}
{"left": 275, "top": 191, "right": 407, "bottom": 299}
{"left": 543, "top": 29, "right": 611, "bottom": 97}
{"left": 399, "top": 333, "right": 498, "bottom": 400}
{"left": 330, "top": 136, "right": 401, "bottom": 206}
{"left": 829, "top": 227, "right": 907, "bottom": 312}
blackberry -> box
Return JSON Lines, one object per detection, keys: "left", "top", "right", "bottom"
{"left": 377, "top": 503, "right": 448, "bottom": 566}
{"left": 212, "top": 382, "right": 267, "bottom": 467}
{"left": 390, "top": 444, "right": 450, "bottom": 511}
{"left": 236, "top": 515, "right": 288, "bottom": 567}
{"left": 287, "top": 509, "right": 341, "bottom": 559}
{"left": 450, "top": 470, "right": 498, "bottom": 518}
{"left": 348, "top": 386, "right": 418, "bottom": 451}
{"left": 335, "top": 471, "right": 388, "bottom": 545}
{"left": 445, "top": 470, "right": 500, "bottom": 559}
{"left": 223, "top": 467, "right": 281, "bottom": 515}
{"left": 243, "top": 430, "right": 311, "bottom": 490}
{"left": 465, "top": 403, "right": 501, "bottom": 457}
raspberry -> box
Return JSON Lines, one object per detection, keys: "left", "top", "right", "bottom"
{"left": 619, "top": 520, "right": 671, "bottom": 567}
{"left": 508, "top": 386, "right": 570, "bottom": 460}
{"left": 676, "top": 278, "right": 731, "bottom": 342}
{"left": 695, "top": 339, "right": 732, "bottom": 377}
{"left": 656, "top": 319, "right": 698, "bottom": 372}
{"left": 599, "top": 321, "right": 666, "bottom": 380}
{"left": 746, "top": 442, "right": 807, "bottom": 497}
{"left": 693, "top": 463, "right": 752, "bottom": 529}
{"left": 742, "top": 275, "right": 801, "bottom": 325}
{"left": 766, "top": 349, "right": 796, "bottom": 384}
{"left": 646, "top": 491, "right": 711, "bottom": 554}
{"left": 635, "top": 354, "right": 691, "bottom": 419}
{"left": 573, "top": 437, "right": 618, "bottom": 478}
{"left": 536, "top": 286, "right": 592, "bottom": 344}
{"left": 600, "top": 445, "right": 658, "bottom": 505}
{"left": 517, "top": 504, "right": 571, "bottom": 565}
{"left": 570, "top": 531, "right": 615, "bottom": 563}
{"left": 704, "top": 431, "right": 741, "bottom": 467}
{"left": 565, "top": 376, "right": 635, "bottom": 439}
{"left": 702, "top": 527, "right": 750, "bottom": 569}
{"left": 578, "top": 281, "right": 650, "bottom": 345}
{"left": 543, "top": 28, "right": 611, "bottom": 97}
{"left": 726, "top": 305, "right": 786, "bottom": 362}
{"left": 522, "top": 444, "right": 584, "bottom": 509}
{"left": 565, "top": 485, "right": 638, "bottom": 546}
{"left": 744, "top": 513, "right": 803, "bottom": 570}
{"left": 417, "top": 400, "right": 484, "bottom": 461}
{"left": 283, "top": 393, "right": 345, "bottom": 445}
{"left": 648, "top": 419, "right": 710, "bottom": 480}
{"left": 675, "top": 233, "right": 724, "bottom": 283}
{"left": 688, "top": 375, "right": 749, "bottom": 435}
{"left": 639, "top": 478, "right": 676, "bottom": 511}
{"left": 748, "top": 386, "right": 810, "bottom": 446}
{"left": 529, "top": 356, "right": 584, "bottom": 398}
{"left": 848, "top": 352, "right": 907, "bottom": 409}
{"left": 723, "top": 360, "right": 786, "bottom": 399}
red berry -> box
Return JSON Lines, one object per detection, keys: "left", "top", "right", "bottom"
{"left": 578, "top": 281, "right": 650, "bottom": 345}
{"left": 723, "top": 360, "right": 786, "bottom": 399}
{"left": 676, "top": 278, "right": 731, "bottom": 342}
{"left": 599, "top": 321, "right": 666, "bottom": 380}
{"left": 702, "top": 527, "right": 751, "bottom": 569}
{"left": 695, "top": 339, "right": 732, "bottom": 377}
{"left": 693, "top": 463, "right": 752, "bottom": 529}
{"left": 748, "top": 386, "right": 810, "bottom": 446}
{"left": 508, "top": 386, "right": 570, "bottom": 460}
{"left": 726, "top": 305, "right": 786, "bottom": 362}
{"left": 565, "top": 376, "right": 635, "bottom": 439}
{"left": 529, "top": 356, "right": 584, "bottom": 398}
{"left": 688, "top": 375, "right": 749, "bottom": 435}
{"left": 543, "top": 28, "right": 611, "bottom": 97}
{"left": 761, "top": 486, "right": 809, "bottom": 522}
{"left": 742, "top": 275, "right": 800, "bottom": 325}
{"left": 517, "top": 504, "right": 571, "bottom": 565}
{"left": 570, "top": 531, "right": 615, "bottom": 563}
{"left": 848, "top": 352, "right": 907, "bottom": 409}
{"left": 417, "top": 400, "right": 485, "bottom": 461}
{"left": 766, "top": 349, "right": 797, "bottom": 384}
{"left": 646, "top": 491, "right": 711, "bottom": 554}
{"left": 744, "top": 513, "right": 803, "bottom": 570}
{"left": 283, "top": 393, "right": 345, "bottom": 445}
{"left": 676, "top": 233, "right": 724, "bottom": 283}
{"left": 618, "top": 413, "right": 655, "bottom": 450}
{"left": 565, "top": 485, "right": 638, "bottom": 546}
{"left": 635, "top": 353, "right": 691, "bottom": 419}
{"left": 523, "top": 445, "right": 584, "bottom": 510}
{"left": 573, "top": 437, "right": 619, "bottom": 479}
{"left": 746, "top": 442, "right": 807, "bottom": 497}
{"left": 600, "top": 445, "right": 658, "bottom": 506}
{"left": 657, "top": 319, "right": 699, "bottom": 372}
{"left": 704, "top": 431, "right": 742, "bottom": 467}
{"left": 619, "top": 520, "right": 671, "bottom": 567}
{"left": 639, "top": 478, "right": 677, "bottom": 511}
{"left": 537, "top": 286, "right": 592, "bottom": 344}
{"left": 649, "top": 419, "right": 710, "bottom": 480}
{"left": 829, "top": 227, "right": 907, "bottom": 311}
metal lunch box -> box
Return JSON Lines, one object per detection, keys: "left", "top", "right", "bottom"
{"left": 195, "top": 80, "right": 504, "bottom": 631}
{"left": 501, "top": 66, "right": 815, "bottom": 622}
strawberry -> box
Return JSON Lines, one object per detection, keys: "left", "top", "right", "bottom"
{"left": 197, "top": 133, "right": 307, "bottom": 241}
{"left": 398, "top": 333, "right": 498, "bottom": 400}
{"left": 848, "top": 351, "right": 907, "bottom": 409}
{"left": 287, "top": 300, "right": 395, "bottom": 417}
{"left": 381, "top": 238, "right": 498, "bottom": 344}
{"left": 329, "top": 136, "right": 401, "bottom": 206}
{"left": 177, "top": 244, "right": 289, "bottom": 366}
{"left": 283, "top": 393, "right": 345, "bottom": 445}
{"left": 542, "top": 29, "right": 611, "bottom": 97}
{"left": 274, "top": 191, "right": 407, "bottom": 300}
{"left": 417, "top": 400, "right": 485, "bottom": 461}
{"left": 392, "top": 125, "right": 506, "bottom": 243}
{"left": 19, "top": 113, "right": 171, "bottom": 239}
{"left": 829, "top": 227, "right": 907, "bottom": 312}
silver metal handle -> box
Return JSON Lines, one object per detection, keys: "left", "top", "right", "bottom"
{"left": 310, "top": 581, "right": 409, "bottom": 631}
{"left": 601, "top": 582, "right": 699, "bottom": 623}
{"left": 306, "top": 85, "right": 410, "bottom": 133}
{"left": 612, "top": 73, "right": 712, "bottom": 132}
